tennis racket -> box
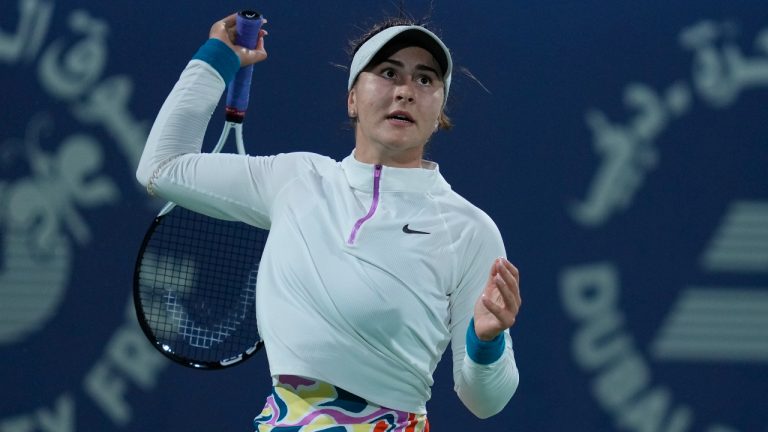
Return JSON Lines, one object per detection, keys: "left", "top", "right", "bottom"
{"left": 133, "top": 10, "right": 267, "bottom": 370}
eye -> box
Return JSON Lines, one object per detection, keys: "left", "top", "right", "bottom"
{"left": 417, "top": 75, "right": 433, "bottom": 86}
{"left": 380, "top": 68, "right": 397, "bottom": 79}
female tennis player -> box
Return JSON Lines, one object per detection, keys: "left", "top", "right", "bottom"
{"left": 136, "top": 12, "right": 520, "bottom": 431}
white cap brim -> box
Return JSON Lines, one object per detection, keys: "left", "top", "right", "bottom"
{"left": 347, "top": 25, "right": 452, "bottom": 104}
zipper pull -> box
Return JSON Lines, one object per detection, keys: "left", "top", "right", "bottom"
{"left": 346, "top": 164, "right": 383, "bottom": 245}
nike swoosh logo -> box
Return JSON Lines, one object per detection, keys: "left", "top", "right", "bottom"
{"left": 402, "top": 224, "right": 430, "bottom": 235}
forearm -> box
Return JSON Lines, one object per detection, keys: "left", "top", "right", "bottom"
{"left": 454, "top": 320, "right": 519, "bottom": 419}
{"left": 136, "top": 39, "right": 239, "bottom": 190}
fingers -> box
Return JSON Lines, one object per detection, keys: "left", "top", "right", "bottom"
{"left": 481, "top": 294, "right": 505, "bottom": 317}
{"left": 482, "top": 293, "right": 516, "bottom": 328}
{"left": 255, "top": 28, "right": 268, "bottom": 51}
{"left": 221, "top": 13, "right": 237, "bottom": 26}
{"left": 210, "top": 14, "right": 237, "bottom": 41}
{"left": 233, "top": 28, "right": 268, "bottom": 66}
{"left": 252, "top": 29, "right": 269, "bottom": 59}
{"left": 496, "top": 258, "right": 521, "bottom": 311}
{"left": 482, "top": 258, "right": 521, "bottom": 327}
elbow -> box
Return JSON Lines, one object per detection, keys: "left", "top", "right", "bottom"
{"left": 471, "top": 403, "right": 507, "bottom": 419}
{"left": 136, "top": 169, "right": 149, "bottom": 189}
{"left": 135, "top": 163, "right": 151, "bottom": 190}
{"left": 468, "top": 388, "right": 516, "bottom": 419}
{"left": 459, "top": 366, "right": 520, "bottom": 419}
{"left": 135, "top": 147, "right": 170, "bottom": 192}
{"left": 135, "top": 145, "right": 152, "bottom": 188}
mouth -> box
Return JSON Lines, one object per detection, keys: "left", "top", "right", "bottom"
{"left": 386, "top": 111, "right": 415, "bottom": 124}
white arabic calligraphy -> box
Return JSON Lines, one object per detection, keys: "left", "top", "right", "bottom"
{"left": 38, "top": 10, "right": 108, "bottom": 100}
{"left": 571, "top": 82, "right": 691, "bottom": 226}
{"left": 571, "top": 21, "right": 768, "bottom": 227}
{"left": 0, "top": 0, "right": 53, "bottom": 64}
{"left": 1, "top": 2, "right": 156, "bottom": 426}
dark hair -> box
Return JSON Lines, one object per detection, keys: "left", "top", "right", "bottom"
{"left": 347, "top": 15, "right": 453, "bottom": 130}
{"left": 348, "top": 16, "right": 419, "bottom": 58}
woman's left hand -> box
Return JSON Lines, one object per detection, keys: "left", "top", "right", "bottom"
{"left": 473, "top": 258, "right": 521, "bottom": 341}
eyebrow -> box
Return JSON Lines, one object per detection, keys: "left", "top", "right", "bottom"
{"left": 381, "top": 59, "right": 442, "bottom": 80}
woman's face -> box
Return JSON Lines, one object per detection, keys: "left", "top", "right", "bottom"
{"left": 348, "top": 46, "right": 445, "bottom": 167}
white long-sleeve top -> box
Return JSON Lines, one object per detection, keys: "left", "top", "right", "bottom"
{"left": 136, "top": 41, "right": 518, "bottom": 417}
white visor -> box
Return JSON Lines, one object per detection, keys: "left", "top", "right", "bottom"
{"left": 347, "top": 25, "right": 452, "bottom": 104}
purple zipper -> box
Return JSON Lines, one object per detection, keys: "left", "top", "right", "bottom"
{"left": 347, "top": 164, "right": 382, "bottom": 245}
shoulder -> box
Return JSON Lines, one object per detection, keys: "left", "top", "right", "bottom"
{"left": 437, "top": 190, "right": 506, "bottom": 293}
{"left": 270, "top": 151, "right": 338, "bottom": 171}
{"left": 439, "top": 189, "right": 502, "bottom": 239}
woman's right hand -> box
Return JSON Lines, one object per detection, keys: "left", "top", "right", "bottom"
{"left": 209, "top": 13, "right": 268, "bottom": 66}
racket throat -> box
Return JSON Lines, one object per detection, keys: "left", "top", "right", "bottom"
{"left": 346, "top": 164, "right": 382, "bottom": 245}
{"left": 225, "top": 106, "right": 246, "bottom": 123}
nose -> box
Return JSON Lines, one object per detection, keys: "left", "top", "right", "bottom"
{"left": 395, "top": 81, "right": 415, "bottom": 103}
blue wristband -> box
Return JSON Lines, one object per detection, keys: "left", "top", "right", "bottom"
{"left": 192, "top": 39, "right": 240, "bottom": 84}
{"left": 466, "top": 318, "right": 506, "bottom": 365}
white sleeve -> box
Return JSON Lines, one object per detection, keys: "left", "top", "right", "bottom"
{"left": 454, "top": 332, "right": 519, "bottom": 419}
{"left": 135, "top": 58, "right": 317, "bottom": 228}
{"left": 135, "top": 59, "right": 224, "bottom": 189}
{"left": 449, "top": 213, "right": 520, "bottom": 418}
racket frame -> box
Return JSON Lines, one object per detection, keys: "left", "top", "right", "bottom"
{"left": 133, "top": 120, "right": 264, "bottom": 370}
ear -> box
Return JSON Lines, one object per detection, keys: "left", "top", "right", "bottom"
{"left": 347, "top": 90, "right": 357, "bottom": 118}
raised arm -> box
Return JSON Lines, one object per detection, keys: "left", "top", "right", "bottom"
{"left": 136, "top": 13, "right": 267, "bottom": 187}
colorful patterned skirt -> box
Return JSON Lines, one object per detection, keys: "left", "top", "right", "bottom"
{"left": 253, "top": 375, "right": 430, "bottom": 432}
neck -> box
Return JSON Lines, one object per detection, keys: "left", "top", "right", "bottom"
{"left": 353, "top": 133, "right": 425, "bottom": 168}
{"left": 353, "top": 144, "right": 424, "bottom": 168}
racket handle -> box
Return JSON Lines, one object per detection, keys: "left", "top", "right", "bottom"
{"left": 225, "top": 10, "right": 264, "bottom": 123}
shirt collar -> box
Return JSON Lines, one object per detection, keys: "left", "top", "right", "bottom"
{"left": 341, "top": 151, "right": 448, "bottom": 193}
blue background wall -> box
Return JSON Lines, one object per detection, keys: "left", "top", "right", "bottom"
{"left": 2, "top": 1, "right": 767, "bottom": 431}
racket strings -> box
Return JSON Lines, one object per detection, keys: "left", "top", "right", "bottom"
{"left": 136, "top": 206, "right": 266, "bottom": 366}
